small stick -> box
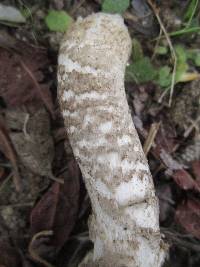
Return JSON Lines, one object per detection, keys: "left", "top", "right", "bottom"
{"left": 143, "top": 122, "right": 161, "bottom": 155}
{"left": 184, "top": 116, "right": 200, "bottom": 138}
{"left": 147, "top": 0, "right": 177, "bottom": 106}
{"left": 28, "top": 230, "right": 54, "bottom": 267}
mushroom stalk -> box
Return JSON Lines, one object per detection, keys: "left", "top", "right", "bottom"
{"left": 58, "top": 13, "right": 166, "bottom": 267}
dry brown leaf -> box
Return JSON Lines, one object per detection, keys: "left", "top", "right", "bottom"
{"left": 0, "top": 43, "right": 54, "bottom": 116}
{"left": 0, "top": 241, "right": 21, "bottom": 267}
{"left": 0, "top": 116, "right": 21, "bottom": 191}
{"left": 192, "top": 160, "right": 200, "bottom": 182}
{"left": 176, "top": 199, "right": 200, "bottom": 239}
{"left": 6, "top": 107, "right": 55, "bottom": 177}
{"left": 30, "top": 160, "right": 80, "bottom": 251}
{"left": 173, "top": 169, "right": 200, "bottom": 192}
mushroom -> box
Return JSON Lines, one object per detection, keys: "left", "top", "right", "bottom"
{"left": 58, "top": 12, "right": 166, "bottom": 267}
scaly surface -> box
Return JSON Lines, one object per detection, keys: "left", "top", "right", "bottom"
{"left": 58, "top": 12, "right": 166, "bottom": 267}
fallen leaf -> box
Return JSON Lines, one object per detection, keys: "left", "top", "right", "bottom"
{"left": 0, "top": 241, "right": 21, "bottom": 267}
{"left": 0, "top": 168, "right": 49, "bottom": 239}
{"left": 0, "top": 215, "right": 22, "bottom": 267}
{"left": 154, "top": 122, "right": 177, "bottom": 154}
{"left": 6, "top": 107, "right": 55, "bottom": 177}
{"left": 30, "top": 160, "right": 80, "bottom": 250}
{"left": 0, "top": 30, "right": 17, "bottom": 50}
{"left": 157, "top": 184, "right": 174, "bottom": 222}
{"left": 131, "top": 0, "right": 155, "bottom": 35}
{"left": 0, "top": 4, "right": 26, "bottom": 23}
{"left": 0, "top": 43, "right": 54, "bottom": 116}
{"left": 176, "top": 198, "right": 200, "bottom": 239}
{"left": 192, "top": 160, "right": 200, "bottom": 182}
{"left": 172, "top": 169, "right": 200, "bottom": 191}
{"left": 0, "top": 116, "right": 21, "bottom": 191}
{"left": 0, "top": 166, "right": 5, "bottom": 181}
{"left": 159, "top": 149, "right": 184, "bottom": 171}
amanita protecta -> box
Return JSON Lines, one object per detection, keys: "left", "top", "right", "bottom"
{"left": 58, "top": 12, "right": 166, "bottom": 267}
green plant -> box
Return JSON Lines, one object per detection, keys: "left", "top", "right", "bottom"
{"left": 125, "top": 39, "right": 200, "bottom": 88}
{"left": 102, "top": 0, "right": 130, "bottom": 14}
{"left": 126, "top": 38, "right": 157, "bottom": 83}
{"left": 168, "top": 0, "right": 200, "bottom": 37}
{"left": 126, "top": 57, "right": 157, "bottom": 83}
{"left": 45, "top": 10, "right": 72, "bottom": 32}
{"left": 184, "top": 0, "right": 199, "bottom": 27}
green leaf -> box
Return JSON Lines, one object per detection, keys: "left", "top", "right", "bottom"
{"left": 155, "top": 46, "right": 168, "bottom": 55}
{"left": 125, "top": 57, "right": 157, "bottom": 83}
{"left": 175, "top": 45, "right": 187, "bottom": 64}
{"left": 176, "top": 61, "right": 189, "bottom": 82}
{"left": 186, "top": 49, "right": 200, "bottom": 66}
{"left": 102, "top": 0, "right": 130, "bottom": 14}
{"left": 184, "top": 0, "right": 199, "bottom": 25}
{"left": 175, "top": 45, "right": 189, "bottom": 82}
{"left": 157, "top": 66, "right": 172, "bottom": 87}
{"left": 169, "top": 26, "right": 200, "bottom": 37}
{"left": 45, "top": 10, "right": 72, "bottom": 32}
{"left": 132, "top": 38, "right": 143, "bottom": 61}
{"left": 187, "top": 49, "right": 196, "bottom": 60}
{"left": 21, "top": 6, "right": 32, "bottom": 19}
{"left": 194, "top": 53, "right": 200, "bottom": 66}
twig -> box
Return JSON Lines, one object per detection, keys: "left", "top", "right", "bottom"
{"left": 0, "top": 118, "right": 21, "bottom": 191}
{"left": 162, "top": 228, "right": 200, "bottom": 252}
{"left": 147, "top": 0, "right": 177, "bottom": 106}
{"left": 0, "top": 172, "right": 13, "bottom": 193}
{"left": 49, "top": 174, "right": 64, "bottom": 184}
{"left": 143, "top": 122, "right": 161, "bottom": 155}
{"left": 123, "top": 11, "right": 138, "bottom": 22}
{"left": 184, "top": 116, "right": 200, "bottom": 138}
{"left": 19, "top": 59, "right": 54, "bottom": 118}
{"left": 28, "top": 230, "right": 54, "bottom": 267}
{"left": 158, "top": 86, "right": 170, "bottom": 103}
{"left": 23, "top": 114, "right": 30, "bottom": 138}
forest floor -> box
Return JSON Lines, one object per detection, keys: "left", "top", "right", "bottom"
{"left": 0, "top": 0, "right": 200, "bottom": 267}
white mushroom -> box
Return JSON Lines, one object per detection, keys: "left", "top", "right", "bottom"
{"left": 58, "top": 12, "right": 166, "bottom": 267}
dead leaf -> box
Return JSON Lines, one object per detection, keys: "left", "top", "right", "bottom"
{"left": 6, "top": 107, "right": 55, "bottom": 177}
{"left": 0, "top": 241, "right": 21, "bottom": 267}
{"left": 0, "top": 168, "right": 49, "bottom": 239}
{"left": 192, "top": 160, "right": 200, "bottom": 182}
{"left": 0, "top": 166, "right": 5, "bottom": 181}
{"left": 30, "top": 160, "right": 80, "bottom": 251}
{"left": 157, "top": 184, "right": 174, "bottom": 222}
{"left": 0, "top": 43, "right": 54, "bottom": 116}
{"left": 172, "top": 169, "right": 200, "bottom": 191}
{"left": 0, "top": 215, "right": 22, "bottom": 267}
{"left": 0, "top": 4, "right": 26, "bottom": 23}
{"left": 0, "top": 116, "right": 21, "bottom": 191}
{"left": 154, "top": 122, "right": 177, "bottom": 154}
{"left": 176, "top": 199, "right": 200, "bottom": 239}
{"left": 159, "top": 149, "right": 184, "bottom": 171}
{"left": 0, "top": 30, "right": 17, "bottom": 50}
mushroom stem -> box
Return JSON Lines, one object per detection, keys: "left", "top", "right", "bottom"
{"left": 58, "top": 12, "right": 166, "bottom": 267}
